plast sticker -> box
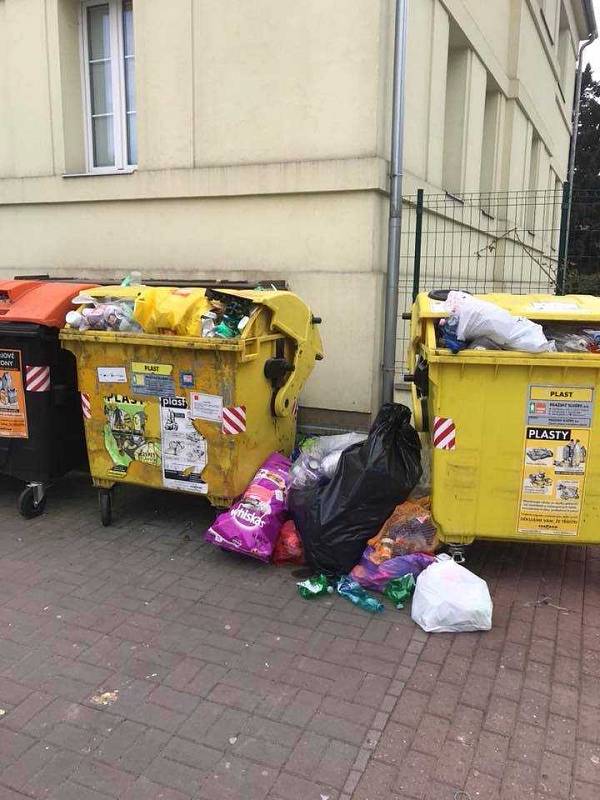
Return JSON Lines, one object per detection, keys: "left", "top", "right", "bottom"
{"left": 131, "top": 362, "right": 175, "bottom": 397}
{"left": 103, "top": 394, "right": 161, "bottom": 478}
{"left": 160, "top": 396, "right": 208, "bottom": 495}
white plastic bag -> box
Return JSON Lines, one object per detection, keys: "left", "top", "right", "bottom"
{"left": 411, "top": 554, "right": 493, "bottom": 633}
{"left": 444, "top": 291, "right": 553, "bottom": 353}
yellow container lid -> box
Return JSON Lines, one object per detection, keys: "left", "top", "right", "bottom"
{"left": 415, "top": 292, "right": 600, "bottom": 322}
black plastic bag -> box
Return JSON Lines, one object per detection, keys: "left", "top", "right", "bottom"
{"left": 289, "top": 403, "right": 422, "bottom": 576}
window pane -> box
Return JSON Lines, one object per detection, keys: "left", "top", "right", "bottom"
{"left": 89, "top": 61, "right": 113, "bottom": 115}
{"left": 124, "top": 58, "right": 135, "bottom": 112}
{"left": 127, "top": 113, "right": 137, "bottom": 165}
{"left": 92, "top": 115, "right": 115, "bottom": 166}
{"left": 87, "top": 4, "right": 110, "bottom": 61}
{"left": 123, "top": 1, "right": 134, "bottom": 57}
{"left": 123, "top": 2, "right": 136, "bottom": 164}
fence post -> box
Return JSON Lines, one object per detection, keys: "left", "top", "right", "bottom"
{"left": 411, "top": 189, "right": 424, "bottom": 301}
{"left": 556, "top": 181, "right": 571, "bottom": 295}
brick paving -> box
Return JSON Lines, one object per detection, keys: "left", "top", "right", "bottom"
{"left": 0, "top": 473, "right": 599, "bottom": 800}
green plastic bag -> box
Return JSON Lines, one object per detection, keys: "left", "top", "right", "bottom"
{"left": 297, "top": 574, "right": 332, "bottom": 599}
{"left": 384, "top": 574, "right": 416, "bottom": 609}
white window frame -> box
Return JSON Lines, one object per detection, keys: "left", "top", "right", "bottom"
{"left": 80, "top": 0, "right": 136, "bottom": 174}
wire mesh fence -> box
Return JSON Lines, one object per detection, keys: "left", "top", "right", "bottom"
{"left": 566, "top": 188, "right": 600, "bottom": 292}
{"left": 395, "top": 187, "right": 564, "bottom": 383}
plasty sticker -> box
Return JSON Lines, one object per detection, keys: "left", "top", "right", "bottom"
{"left": 517, "top": 385, "right": 593, "bottom": 536}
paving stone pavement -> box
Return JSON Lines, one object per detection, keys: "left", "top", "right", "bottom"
{"left": 0, "top": 472, "right": 599, "bottom": 800}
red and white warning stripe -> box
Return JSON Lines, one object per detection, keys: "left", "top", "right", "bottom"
{"left": 81, "top": 392, "right": 91, "bottom": 420}
{"left": 25, "top": 366, "right": 51, "bottom": 392}
{"left": 222, "top": 406, "right": 247, "bottom": 435}
{"left": 433, "top": 416, "right": 456, "bottom": 450}
{"left": 292, "top": 399, "right": 298, "bottom": 418}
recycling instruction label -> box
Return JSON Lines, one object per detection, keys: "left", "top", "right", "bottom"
{"left": 518, "top": 385, "right": 593, "bottom": 536}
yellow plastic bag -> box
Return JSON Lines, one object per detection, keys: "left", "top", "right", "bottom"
{"left": 134, "top": 287, "right": 209, "bottom": 336}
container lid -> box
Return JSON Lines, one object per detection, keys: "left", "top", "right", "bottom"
{"left": 0, "top": 280, "right": 97, "bottom": 327}
{"left": 415, "top": 292, "right": 600, "bottom": 322}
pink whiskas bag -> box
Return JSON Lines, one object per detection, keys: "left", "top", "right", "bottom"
{"left": 204, "top": 453, "right": 291, "bottom": 562}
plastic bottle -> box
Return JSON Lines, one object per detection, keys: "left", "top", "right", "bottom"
{"left": 336, "top": 576, "right": 384, "bottom": 613}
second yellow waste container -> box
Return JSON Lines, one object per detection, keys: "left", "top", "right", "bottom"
{"left": 405, "top": 292, "right": 600, "bottom": 556}
{"left": 60, "top": 285, "right": 323, "bottom": 525}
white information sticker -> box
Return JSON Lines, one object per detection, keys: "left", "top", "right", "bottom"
{"left": 528, "top": 302, "right": 580, "bottom": 312}
{"left": 97, "top": 367, "right": 127, "bottom": 383}
{"left": 190, "top": 392, "right": 223, "bottom": 422}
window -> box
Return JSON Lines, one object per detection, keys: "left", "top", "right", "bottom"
{"left": 479, "top": 84, "right": 503, "bottom": 196}
{"left": 557, "top": 4, "right": 574, "bottom": 101}
{"left": 81, "top": 0, "right": 136, "bottom": 172}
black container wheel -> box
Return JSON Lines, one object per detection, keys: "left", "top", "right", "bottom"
{"left": 99, "top": 490, "right": 112, "bottom": 527}
{"left": 18, "top": 486, "right": 47, "bottom": 519}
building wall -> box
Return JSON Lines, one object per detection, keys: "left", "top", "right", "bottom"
{"left": 0, "top": 0, "right": 592, "bottom": 419}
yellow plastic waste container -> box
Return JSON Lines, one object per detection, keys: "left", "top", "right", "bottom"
{"left": 405, "top": 292, "right": 600, "bottom": 555}
{"left": 60, "top": 285, "right": 323, "bottom": 525}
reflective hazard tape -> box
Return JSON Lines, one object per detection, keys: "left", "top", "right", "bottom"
{"left": 25, "top": 366, "right": 50, "bottom": 392}
{"left": 222, "top": 406, "right": 246, "bottom": 435}
{"left": 81, "top": 392, "right": 91, "bottom": 420}
{"left": 433, "top": 416, "right": 456, "bottom": 450}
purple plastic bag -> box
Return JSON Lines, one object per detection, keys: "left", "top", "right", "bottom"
{"left": 350, "top": 548, "right": 434, "bottom": 592}
{"left": 205, "top": 453, "right": 291, "bottom": 562}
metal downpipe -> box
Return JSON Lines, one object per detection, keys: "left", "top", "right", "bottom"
{"left": 381, "top": 0, "right": 408, "bottom": 405}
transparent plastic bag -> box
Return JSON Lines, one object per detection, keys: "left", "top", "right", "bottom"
{"left": 289, "top": 431, "right": 367, "bottom": 490}
{"left": 411, "top": 554, "right": 493, "bottom": 633}
{"left": 66, "top": 301, "right": 141, "bottom": 332}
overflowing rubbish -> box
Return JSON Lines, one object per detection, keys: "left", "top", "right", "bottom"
{"left": 543, "top": 325, "right": 600, "bottom": 353}
{"left": 289, "top": 404, "right": 422, "bottom": 576}
{"left": 466, "top": 336, "right": 502, "bottom": 351}
{"left": 66, "top": 284, "right": 257, "bottom": 339}
{"left": 197, "top": 394, "right": 496, "bottom": 631}
{"left": 336, "top": 576, "right": 384, "bottom": 613}
{"left": 411, "top": 554, "right": 493, "bottom": 633}
{"left": 440, "top": 291, "right": 553, "bottom": 353}
{"left": 384, "top": 574, "right": 416, "bottom": 609}
{"left": 367, "top": 497, "right": 437, "bottom": 560}
{"left": 273, "top": 520, "right": 305, "bottom": 566}
{"left": 350, "top": 497, "right": 436, "bottom": 590}
{"left": 297, "top": 574, "right": 332, "bottom": 598}
{"left": 204, "top": 453, "right": 291, "bottom": 562}
{"left": 351, "top": 550, "right": 434, "bottom": 592}
{"left": 66, "top": 298, "right": 141, "bottom": 333}
{"left": 201, "top": 293, "right": 254, "bottom": 339}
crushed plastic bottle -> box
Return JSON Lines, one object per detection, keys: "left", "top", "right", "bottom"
{"left": 336, "top": 576, "right": 384, "bottom": 613}
{"left": 297, "top": 574, "right": 332, "bottom": 599}
{"left": 384, "top": 573, "right": 416, "bottom": 609}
